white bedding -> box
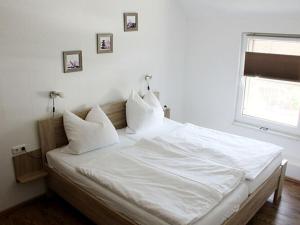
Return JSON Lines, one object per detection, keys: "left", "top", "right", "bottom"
{"left": 45, "top": 119, "right": 282, "bottom": 225}
{"left": 124, "top": 139, "right": 245, "bottom": 196}
{"left": 154, "top": 123, "right": 282, "bottom": 181}
{"left": 119, "top": 118, "right": 181, "bottom": 141}
{"left": 120, "top": 120, "right": 283, "bottom": 193}
{"left": 77, "top": 139, "right": 244, "bottom": 225}
{"left": 47, "top": 139, "right": 248, "bottom": 225}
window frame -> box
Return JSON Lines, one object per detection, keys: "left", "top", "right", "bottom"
{"left": 234, "top": 33, "right": 300, "bottom": 139}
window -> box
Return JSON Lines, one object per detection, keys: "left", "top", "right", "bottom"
{"left": 235, "top": 34, "right": 300, "bottom": 138}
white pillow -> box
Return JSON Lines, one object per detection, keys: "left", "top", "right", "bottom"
{"left": 126, "top": 90, "right": 164, "bottom": 133}
{"left": 63, "top": 106, "right": 119, "bottom": 154}
{"left": 86, "top": 105, "right": 119, "bottom": 145}
{"left": 143, "top": 91, "right": 164, "bottom": 118}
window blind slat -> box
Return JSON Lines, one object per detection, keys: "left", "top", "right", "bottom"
{"left": 244, "top": 52, "right": 300, "bottom": 82}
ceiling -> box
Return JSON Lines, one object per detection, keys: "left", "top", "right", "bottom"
{"left": 177, "top": 0, "right": 300, "bottom": 17}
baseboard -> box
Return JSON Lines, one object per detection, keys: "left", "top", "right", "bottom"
{"left": 285, "top": 176, "right": 300, "bottom": 185}
{"left": 286, "top": 162, "right": 300, "bottom": 181}
{"left": 0, "top": 194, "right": 45, "bottom": 217}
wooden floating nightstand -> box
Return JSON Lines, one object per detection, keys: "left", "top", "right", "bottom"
{"left": 16, "top": 170, "right": 48, "bottom": 183}
{"left": 12, "top": 149, "right": 48, "bottom": 184}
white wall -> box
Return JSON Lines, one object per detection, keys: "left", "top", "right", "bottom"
{"left": 184, "top": 13, "right": 300, "bottom": 180}
{"left": 0, "top": 0, "right": 186, "bottom": 211}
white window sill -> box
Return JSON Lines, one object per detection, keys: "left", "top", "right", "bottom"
{"left": 232, "top": 120, "right": 300, "bottom": 141}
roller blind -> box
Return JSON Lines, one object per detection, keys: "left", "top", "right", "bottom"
{"left": 244, "top": 52, "right": 300, "bottom": 82}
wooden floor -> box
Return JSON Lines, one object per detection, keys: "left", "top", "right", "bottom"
{"left": 248, "top": 180, "right": 300, "bottom": 225}
{"left": 0, "top": 180, "right": 299, "bottom": 225}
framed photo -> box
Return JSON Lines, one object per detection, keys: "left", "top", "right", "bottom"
{"left": 63, "top": 50, "right": 83, "bottom": 73}
{"left": 97, "top": 33, "right": 113, "bottom": 54}
{"left": 124, "top": 13, "right": 138, "bottom": 32}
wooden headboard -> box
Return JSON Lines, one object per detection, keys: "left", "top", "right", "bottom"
{"left": 38, "top": 101, "right": 126, "bottom": 165}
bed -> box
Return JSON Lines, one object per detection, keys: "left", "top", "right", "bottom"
{"left": 38, "top": 100, "right": 287, "bottom": 225}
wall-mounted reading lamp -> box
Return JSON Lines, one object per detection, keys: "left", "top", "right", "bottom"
{"left": 145, "top": 74, "right": 152, "bottom": 91}
{"left": 49, "top": 91, "right": 64, "bottom": 118}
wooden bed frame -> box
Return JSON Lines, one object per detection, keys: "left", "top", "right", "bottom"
{"left": 38, "top": 99, "right": 287, "bottom": 225}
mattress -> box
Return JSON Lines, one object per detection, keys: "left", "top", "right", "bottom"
{"left": 246, "top": 154, "right": 282, "bottom": 193}
{"left": 47, "top": 138, "right": 248, "bottom": 225}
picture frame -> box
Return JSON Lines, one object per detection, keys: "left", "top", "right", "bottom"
{"left": 123, "top": 13, "right": 138, "bottom": 32}
{"left": 97, "top": 33, "right": 113, "bottom": 54}
{"left": 63, "top": 50, "right": 83, "bottom": 73}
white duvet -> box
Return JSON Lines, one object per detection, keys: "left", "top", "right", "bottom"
{"left": 155, "top": 124, "right": 282, "bottom": 180}
{"left": 77, "top": 139, "right": 244, "bottom": 225}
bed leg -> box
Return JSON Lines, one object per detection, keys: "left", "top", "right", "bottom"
{"left": 273, "top": 159, "right": 288, "bottom": 204}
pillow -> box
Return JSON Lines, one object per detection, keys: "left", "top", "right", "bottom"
{"left": 143, "top": 91, "right": 164, "bottom": 118}
{"left": 85, "top": 105, "right": 119, "bottom": 145}
{"left": 63, "top": 106, "right": 119, "bottom": 154}
{"left": 126, "top": 90, "right": 164, "bottom": 133}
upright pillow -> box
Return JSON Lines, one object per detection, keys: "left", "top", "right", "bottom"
{"left": 86, "top": 105, "right": 119, "bottom": 144}
{"left": 126, "top": 90, "right": 164, "bottom": 133}
{"left": 143, "top": 91, "right": 164, "bottom": 118}
{"left": 63, "top": 106, "right": 119, "bottom": 154}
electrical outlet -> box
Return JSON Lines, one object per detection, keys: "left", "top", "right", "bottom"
{"left": 11, "top": 144, "right": 27, "bottom": 156}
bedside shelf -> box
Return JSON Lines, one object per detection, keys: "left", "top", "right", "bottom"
{"left": 16, "top": 170, "right": 48, "bottom": 184}
{"left": 12, "top": 149, "right": 47, "bottom": 184}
